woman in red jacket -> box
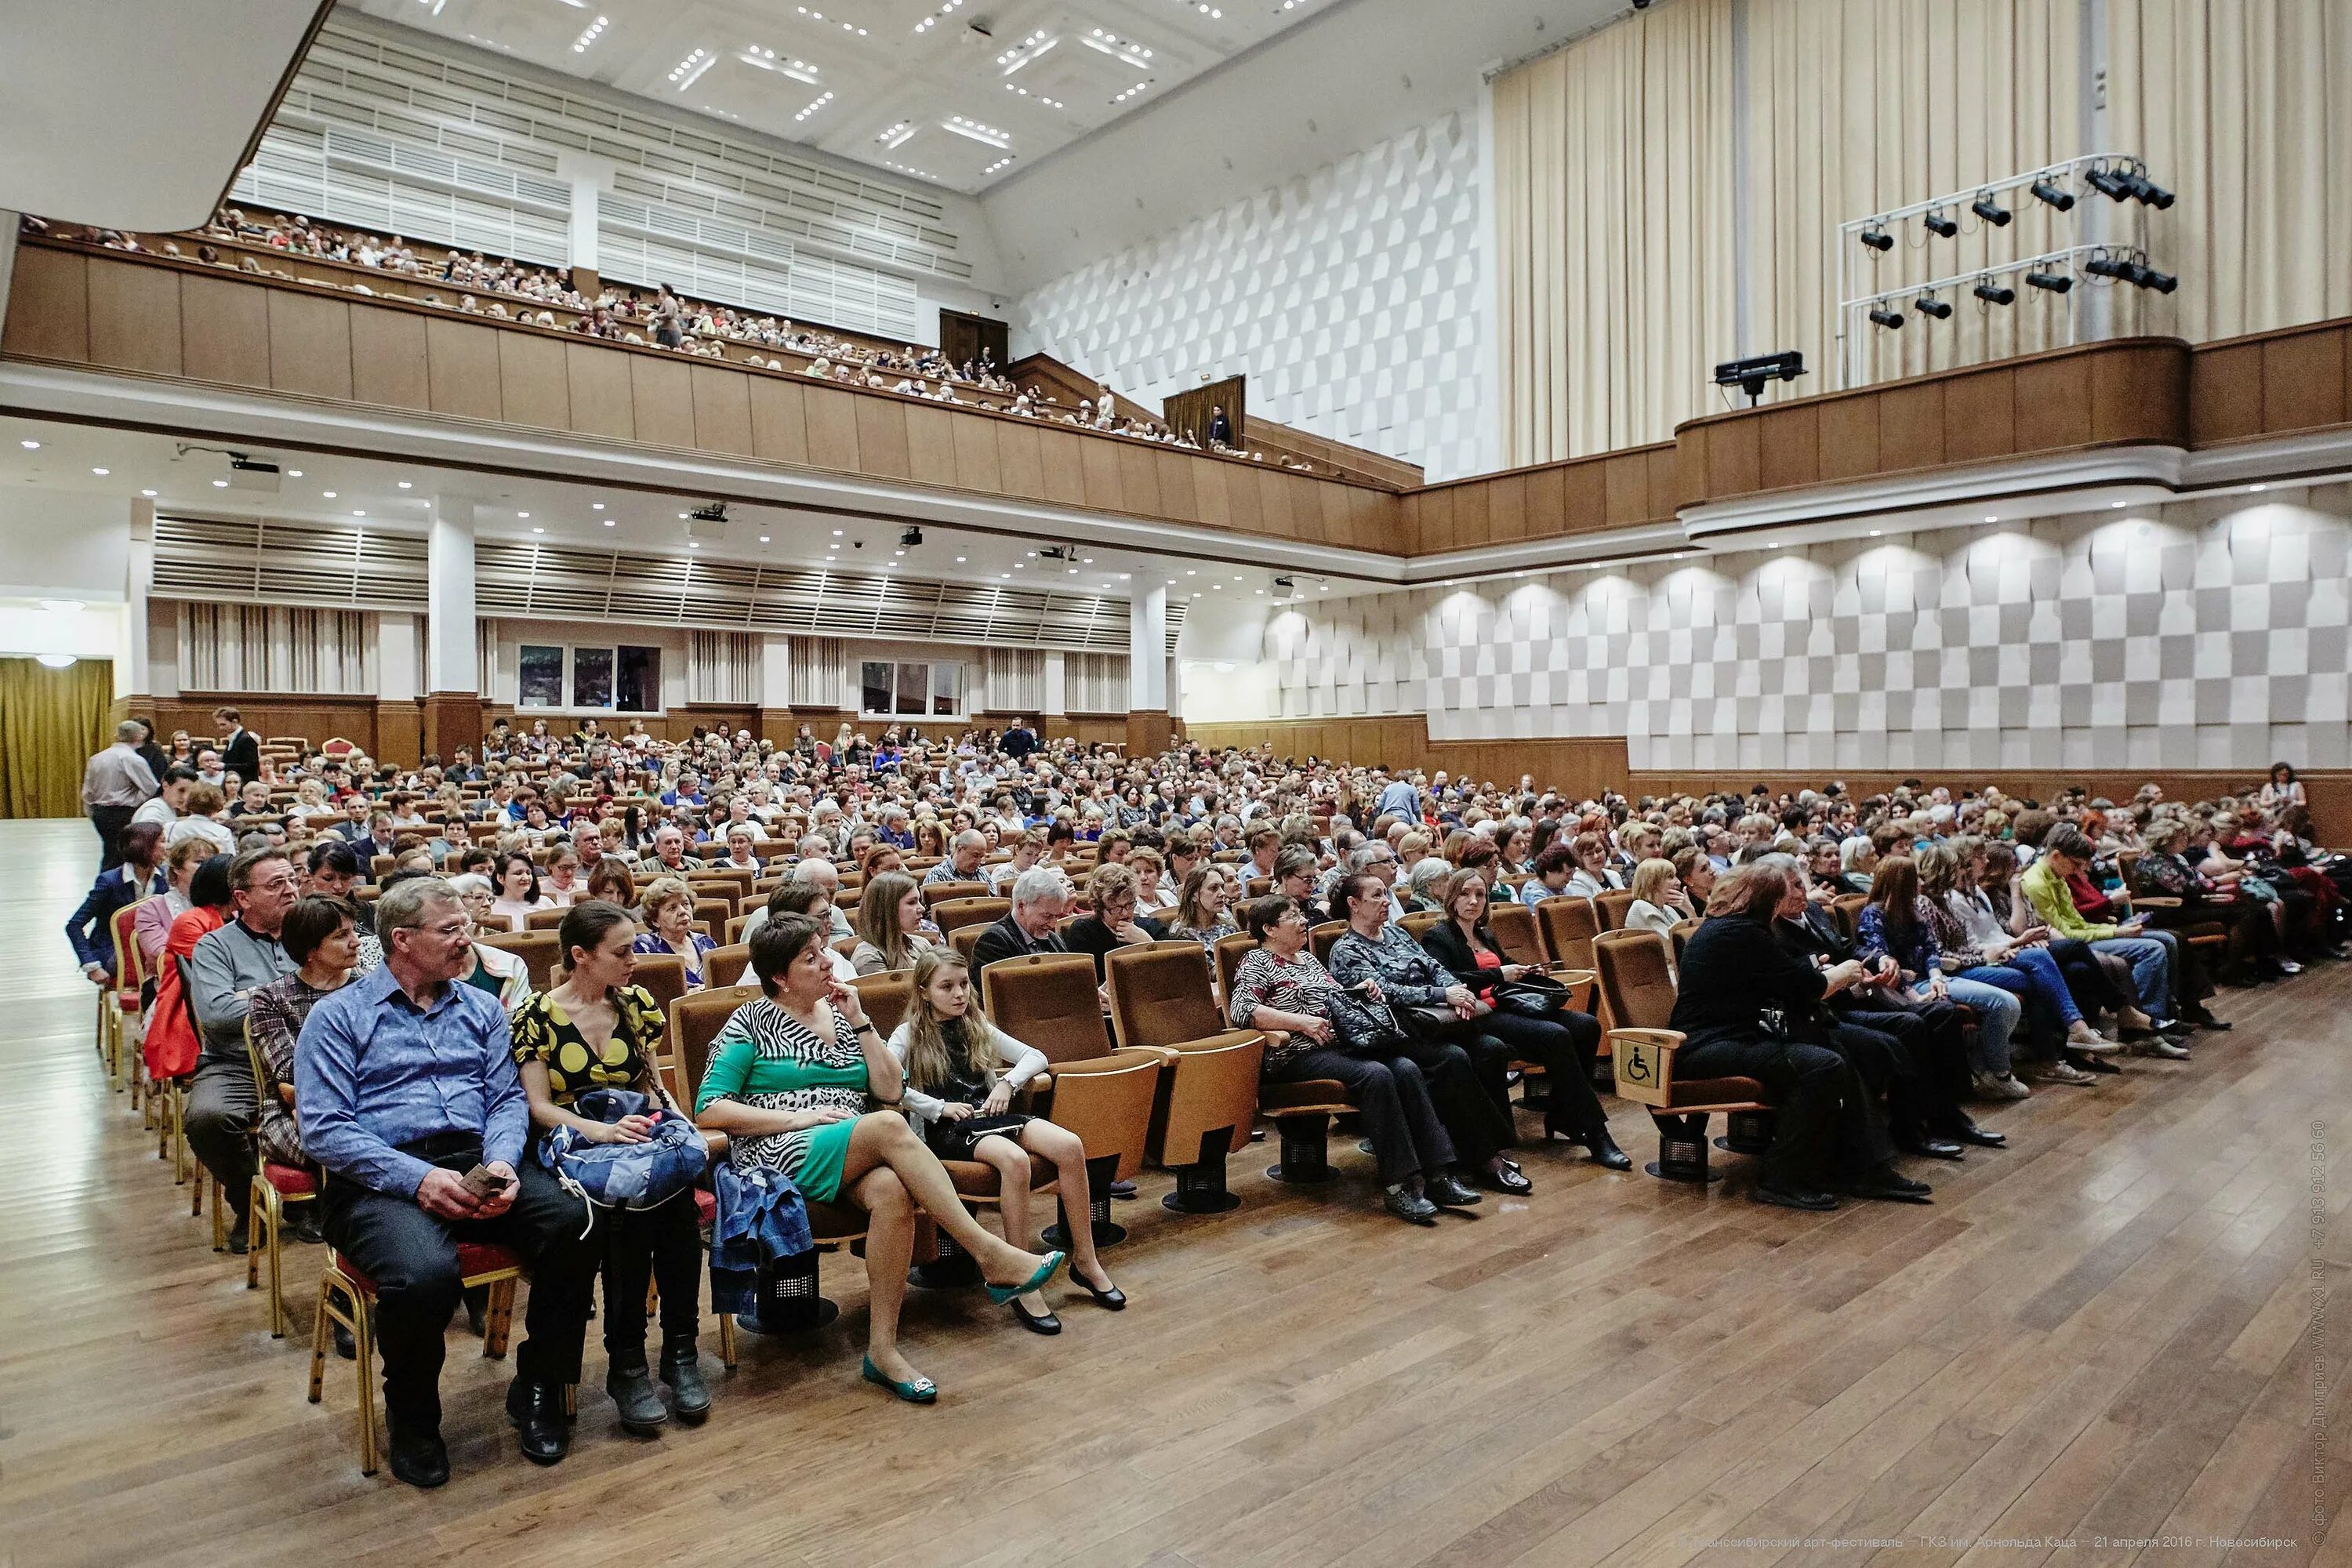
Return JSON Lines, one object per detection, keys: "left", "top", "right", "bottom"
{"left": 143, "top": 855, "right": 232, "bottom": 1083}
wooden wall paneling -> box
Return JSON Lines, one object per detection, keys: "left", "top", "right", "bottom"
{"left": 1419, "top": 488, "right": 1454, "bottom": 551}
{"left": 2010, "top": 354, "right": 2092, "bottom": 450}
{"left": 1352, "top": 486, "right": 1396, "bottom": 552}
{"left": 349, "top": 307, "right": 430, "bottom": 410}
{"left": 997, "top": 423, "right": 1047, "bottom": 499}
{"left": 746, "top": 376, "right": 808, "bottom": 464}
{"left": 1704, "top": 416, "right": 1763, "bottom": 499}
{"left": 1038, "top": 428, "right": 1089, "bottom": 507}
{"left": 1192, "top": 465, "right": 1232, "bottom": 531}
{"left": 2087, "top": 343, "right": 2184, "bottom": 445}
{"left": 1486, "top": 473, "right": 1529, "bottom": 543}
{"left": 1523, "top": 464, "right": 1567, "bottom": 542}
{"left": 496, "top": 330, "right": 571, "bottom": 432}
{"left": 850, "top": 394, "right": 909, "bottom": 477}
{"left": 157, "top": 694, "right": 382, "bottom": 760}
{"left": 803, "top": 387, "right": 861, "bottom": 470}
{"left": 85, "top": 258, "right": 183, "bottom": 376}
{"left": 691, "top": 365, "right": 757, "bottom": 457}
{"left": 0, "top": 245, "right": 87, "bottom": 361}
{"left": 1116, "top": 445, "right": 1163, "bottom": 519}
{"left": 902, "top": 402, "right": 959, "bottom": 486}
{"left": 1079, "top": 438, "right": 1123, "bottom": 511}
{"left": 1755, "top": 405, "right": 1822, "bottom": 492}
{"left": 1222, "top": 462, "right": 1263, "bottom": 534}
{"left": 628, "top": 355, "right": 696, "bottom": 448}
{"left": 951, "top": 414, "right": 1003, "bottom": 494}
{"left": 1942, "top": 365, "right": 2017, "bottom": 466}
{"left": 423, "top": 318, "right": 504, "bottom": 423}
{"left": 1875, "top": 381, "right": 1946, "bottom": 470}
{"left": 1255, "top": 469, "right": 1297, "bottom": 541}
{"left": 1674, "top": 426, "right": 1712, "bottom": 510}
{"left": 263, "top": 291, "right": 354, "bottom": 401}
{"left": 1559, "top": 456, "right": 1607, "bottom": 535}
{"left": 1316, "top": 481, "right": 1352, "bottom": 548}
{"left": 562, "top": 342, "right": 635, "bottom": 441}
{"left": 374, "top": 699, "right": 423, "bottom": 769}
{"left": 2260, "top": 326, "right": 2348, "bottom": 435}
{"left": 1643, "top": 445, "right": 1681, "bottom": 520}
{"left": 1601, "top": 452, "right": 1652, "bottom": 525}
{"left": 1816, "top": 392, "right": 1883, "bottom": 481}
{"left": 2189, "top": 342, "right": 2266, "bottom": 445}
{"left": 1156, "top": 448, "right": 1200, "bottom": 524}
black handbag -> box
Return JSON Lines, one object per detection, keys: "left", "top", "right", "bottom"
{"left": 1490, "top": 973, "right": 1570, "bottom": 1015}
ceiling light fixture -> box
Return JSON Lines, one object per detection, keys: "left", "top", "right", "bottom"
{"left": 794, "top": 90, "right": 835, "bottom": 122}
{"left": 18, "top": 440, "right": 38, "bottom": 449}
{"left": 212, "top": 479, "right": 228, "bottom": 488}
{"left": 397, "top": 480, "right": 412, "bottom": 489}
{"left": 875, "top": 120, "right": 916, "bottom": 148}
{"left": 287, "top": 470, "right": 303, "bottom": 477}
{"left": 667, "top": 47, "right": 715, "bottom": 91}
{"left": 739, "top": 45, "right": 819, "bottom": 84}
{"left": 39, "top": 598, "right": 85, "bottom": 612}
{"left": 35, "top": 653, "right": 76, "bottom": 670}
{"left": 140, "top": 488, "right": 157, "bottom": 498}
{"left": 603, "top": 517, "right": 615, "bottom": 526}
{"left": 942, "top": 115, "right": 1010, "bottom": 149}
{"left": 90, "top": 466, "right": 108, "bottom": 475}
{"left": 1006, "top": 85, "right": 1065, "bottom": 107}
{"left": 571, "top": 13, "right": 609, "bottom": 53}
{"left": 591, "top": 502, "right": 604, "bottom": 510}
{"left": 911, "top": 0, "right": 966, "bottom": 34}
{"left": 1080, "top": 28, "right": 1153, "bottom": 67}
{"left": 996, "top": 30, "right": 1058, "bottom": 74}
{"left": 323, "top": 491, "right": 337, "bottom": 498}
{"left": 760, "top": 533, "right": 771, "bottom": 543}
{"left": 1970, "top": 191, "right": 2012, "bottom": 227}
{"left": 2031, "top": 175, "right": 2075, "bottom": 211}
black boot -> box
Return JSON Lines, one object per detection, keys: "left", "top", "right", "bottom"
{"left": 659, "top": 1336, "right": 712, "bottom": 1425}
{"left": 606, "top": 1357, "right": 669, "bottom": 1436}
{"left": 386, "top": 1417, "right": 450, "bottom": 1489}
{"left": 1581, "top": 1127, "right": 1634, "bottom": 1171}
{"left": 506, "top": 1376, "right": 574, "bottom": 1465}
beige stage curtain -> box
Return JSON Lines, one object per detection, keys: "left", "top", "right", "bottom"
{"left": 2108, "top": 0, "right": 2352, "bottom": 345}
{"left": 1494, "top": 0, "right": 1738, "bottom": 465}
{"left": 1745, "top": 0, "right": 2089, "bottom": 392}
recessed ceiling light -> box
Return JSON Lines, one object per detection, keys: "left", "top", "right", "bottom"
{"left": 2251, "top": 483, "right": 2267, "bottom": 492}
{"left": 1213, "top": 583, "right": 1223, "bottom": 589}
{"left": 603, "top": 518, "right": 616, "bottom": 526}
{"left": 2111, "top": 500, "right": 2126, "bottom": 509}
{"left": 212, "top": 479, "right": 228, "bottom": 488}
{"left": 759, "top": 534, "right": 771, "bottom": 543}
{"left": 688, "top": 542, "right": 700, "bottom": 550}
{"left": 592, "top": 502, "right": 605, "bottom": 510}
{"left": 1869, "top": 529, "right": 1883, "bottom": 537}
{"left": 517, "top": 512, "right": 530, "bottom": 519}
{"left": 354, "top": 510, "right": 366, "bottom": 517}
{"left": 832, "top": 528, "right": 843, "bottom": 535}
{"left": 1001, "top": 572, "right": 1011, "bottom": 579}
{"left": 1185, "top": 569, "right": 1195, "bottom": 575}
{"left": 829, "top": 543, "right": 839, "bottom": 550}
{"left": 955, "top": 555, "right": 967, "bottom": 562}
{"left": 1984, "top": 514, "right": 1998, "bottom": 522}
{"left": 39, "top": 598, "right": 85, "bottom": 612}
{"left": 91, "top": 466, "right": 108, "bottom": 475}
{"left": 532, "top": 526, "right": 543, "bottom": 533}
{"left": 323, "top": 491, "right": 337, "bottom": 499}
{"left": 140, "top": 488, "right": 157, "bottom": 498}
{"left": 18, "top": 440, "right": 39, "bottom": 449}
{"left": 397, "top": 481, "right": 412, "bottom": 489}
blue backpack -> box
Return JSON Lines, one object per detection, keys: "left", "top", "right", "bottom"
{"left": 536, "top": 1087, "right": 708, "bottom": 1214}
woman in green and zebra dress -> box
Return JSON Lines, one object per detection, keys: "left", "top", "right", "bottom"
{"left": 695, "top": 913, "right": 1065, "bottom": 1403}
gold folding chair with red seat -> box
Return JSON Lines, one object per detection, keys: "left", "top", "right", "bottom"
{"left": 242, "top": 1020, "right": 316, "bottom": 1337}
{"left": 310, "top": 1240, "right": 526, "bottom": 1476}
{"left": 107, "top": 898, "right": 153, "bottom": 1099}
{"left": 1103, "top": 942, "right": 1266, "bottom": 1214}
{"left": 920, "top": 879, "right": 990, "bottom": 910}
{"left": 931, "top": 895, "right": 1010, "bottom": 935}
{"left": 1592, "top": 929, "right": 1773, "bottom": 1185}
{"left": 1210, "top": 933, "right": 1356, "bottom": 1187}
{"left": 977, "top": 953, "right": 1163, "bottom": 1250}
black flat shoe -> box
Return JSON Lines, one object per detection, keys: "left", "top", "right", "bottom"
{"left": 2189, "top": 1013, "right": 2234, "bottom": 1031}
{"left": 1424, "top": 1172, "right": 1483, "bottom": 1208}
{"left": 659, "top": 1337, "right": 711, "bottom": 1425}
{"left": 606, "top": 1363, "right": 669, "bottom": 1436}
{"left": 1954, "top": 1127, "right": 2007, "bottom": 1148}
{"left": 1844, "top": 1170, "right": 1934, "bottom": 1204}
{"left": 387, "top": 1420, "right": 449, "bottom": 1489}
{"left": 1073, "top": 1272, "right": 1126, "bottom": 1310}
{"left": 506, "top": 1377, "right": 573, "bottom": 1465}
{"left": 334, "top": 1322, "right": 356, "bottom": 1361}
{"left": 1902, "top": 1139, "right": 1966, "bottom": 1161}
{"left": 1383, "top": 1186, "right": 1439, "bottom": 1225}
{"left": 1009, "top": 1295, "right": 1062, "bottom": 1335}
{"left": 1483, "top": 1161, "right": 1534, "bottom": 1196}
{"left": 1581, "top": 1131, "right": 1635, "bottom": 1171}
{"left": 1751, "top": 1182, "right": 1839, "bottom": 1212}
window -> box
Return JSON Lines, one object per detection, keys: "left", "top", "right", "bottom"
{"left": 516, "top": 642, "right": 663, "bottom": 713}
{"left": 859, "top": 659, "right": 964, "bottom": 719}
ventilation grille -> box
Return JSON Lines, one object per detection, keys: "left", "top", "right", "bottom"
{"left": 154, "top": 514, "right": 430, "bottom": 611}
{"left": 290, "top": 24, "right": 963, "bottom": 279}
{"left": 234, "top": 123, "right": 572, "bottom": 268}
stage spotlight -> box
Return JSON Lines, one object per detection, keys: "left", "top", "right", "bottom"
{"left": 1867, "top": 304, "right": 1907, "bottom": 329}
{"left": 1860, "top": 223, "right": 1893, "bottom": 252}
{"left": 2131, "top": 263, "right": 2178, "bottom": 293}
{"left": 2085, "top": 163, "right": 2135, "bottom": 201}
{"left": 2030, "top": 176, "right": 2075, "bottom": 212}
{"left": 2125, "top": 170, "right": 2175, "bottom": 209}
{"left": 1973, "top": 278, "right": 2016, "bottom": 306}
{"left": 1915, "top": 292, "right": 1954, "bottom": 321}
{"left": 2085, "top": 254, "right": 2137, "bottom": 282}
{"left": 2025, "top": 267, "right": 2074, "bottom": 294}
{"left": 1971, "top": 192, "right": 2012, "bottom": 227}
{"left": 1923, "top": 209, "right": 1958, "bottom": 238}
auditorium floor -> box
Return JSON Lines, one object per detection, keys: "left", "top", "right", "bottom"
{"left": 2, "top": 818, "right": 2347, "bottom": 1568}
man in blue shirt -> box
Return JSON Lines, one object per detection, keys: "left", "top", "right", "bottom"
{"left": 296, "top": 874, "right": 599, "bottom": 1488}
{"left": 1374, "top": 771, "right": 1421, "bottom": 826}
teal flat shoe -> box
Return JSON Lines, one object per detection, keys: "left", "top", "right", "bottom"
{"left": 862, "top": 1355, "right": 937, "bottom": 1404}
{"left": 985, "top": 1250, "right": 1065, "bottom": 1305}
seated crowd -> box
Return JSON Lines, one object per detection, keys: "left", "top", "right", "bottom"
{"left": 68, "top": 708, "right": 2346, "bottom": 1486}
{"left": 22, "top": 209, "right": 1327, "bottom": 472}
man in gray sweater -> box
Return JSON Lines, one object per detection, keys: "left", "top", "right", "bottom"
{"left": 183, "top": 847, "right": 299, "bottom": 1248}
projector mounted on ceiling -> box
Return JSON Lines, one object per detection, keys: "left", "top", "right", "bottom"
{"left": 227, "top": 454, "right": 281, "bottom": 493}
{"left": 686, "top": 501, "right": 730, "bottom": 543}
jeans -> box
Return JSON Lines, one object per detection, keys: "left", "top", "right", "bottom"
{"left": 1940, "top": 973, "right": 2024, "bottom": 1076}
{"left": 2092, "top": 935, "right": 2173, "bottom": 1018}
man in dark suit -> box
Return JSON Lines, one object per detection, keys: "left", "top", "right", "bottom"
{"left": 1207, "top": 405, "right": 1233, "bottom": 447}
{"left": 1000, "top": 719, "right": 1038, "bottom": 762}
{"left": 971, "top": 866, "right": 1070, "bottom": 974}
{"left": 214, "top": 706, "right": 260, "bottom": 786}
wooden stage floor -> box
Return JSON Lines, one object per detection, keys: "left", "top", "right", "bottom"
{"left": 2, "top": 818, "right": 2345, "bottom": 1568}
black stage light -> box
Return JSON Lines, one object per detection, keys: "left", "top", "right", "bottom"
{"left": 2086, "top": 164, "right": 2136, "bottom": 201}
{"left": 2025, "top": 267, "right": 2074, "bottom": 293}
{"left": 1860, "top": 224, "right": 1893, "bottom": 252}
{"left": 1712, "top": 350, "right": 1806, "bottom": 403}
{"left": 1915, "top": 292, "right": 1954, "bottom": 320}
{"left": 2031, "top": 176, "right": 2075, "bottom": 212}
{"left": 1868, "top": 304, "right": 1907, "bottom": 329}
{"left": 1971, "top": 193, "right": 2013, "bottom": 226}
{"left": 2085, "top": 253, "right": 2137, "bottom": 281}
{"left": 2131, "top": 263, "right": 2178, "bottom": 293}
{"left": 2125, "top": 170, "right": 2175, "bottom": 209}
{"left": 1923, "top": 209, "right": 1958, "bottom": 238}
{"left": 1973, "top": 278, "right": 2016, "bottom": 305}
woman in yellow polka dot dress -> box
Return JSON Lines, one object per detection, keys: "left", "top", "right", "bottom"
{"left": 514, "top": 899, "right": 712, "bottom": 1436}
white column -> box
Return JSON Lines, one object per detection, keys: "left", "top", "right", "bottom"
{"left": 1043, "top": 651, "right": 1067, "bottom": 717}
{"left": 759, "top": 635, "right": 793, "bottom": 707}
{"left": 1128, "top": 583, "right": 1169, "bottom": 710}
{"left": 122, "top": 495, "right": 154, "bottom": 699}
{"left": 557, "top": 152, "right": 615, "bottom": 274}
{"left": 426, "top": 496, "right": 477, "bottom": 693}
{"left": 378, "top": 613, "right": 419, "bottom": 702}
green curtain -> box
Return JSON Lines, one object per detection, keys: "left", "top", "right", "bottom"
{"left": 0, "top": 656, "right": 116, "bottom": 818}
